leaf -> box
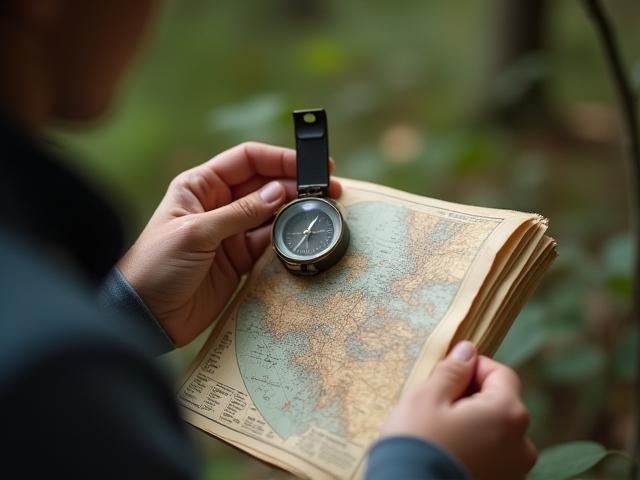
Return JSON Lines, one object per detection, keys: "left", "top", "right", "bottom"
{"left": 632, "top": 59, "right": 640, "bottom": 91}
{"left": 542, "top": 287, "right": 585, "bottom": 339}
{"left": 491, "top": 52, "right": 550, "bottom": 107}
{"left": 203, "top": 459, "right": 243, "bottom": 480}
{"left": 528, "top": 441, "right": 608, "bottom": 480}
{"left": 296, "top": 36, "right": 349, "bottom": 76}
{"left": 495, "top": 303, "right": 546, "bottom": 368}
{"left": 602, "top": 233, "right": 632, "bottom": 278}
{"left": 541, "top": 344, "right": 605, "bottom": 384}
{"left": 613, "top": 325, "right": 638, "bottom": 381}
{"left": 523, "top": 388, "right": 551, "bottom": 443}
{"left": 452, "top": 131, "right": 502, "bottom": 174}
{"left": 606, "top": 275, "right": 632, "bottom": 299}
{"left": 602, "top": 233, "right": 633, "bottom": 300}
{"left": 206, "top": 94, "right": 285, "bottom": 134}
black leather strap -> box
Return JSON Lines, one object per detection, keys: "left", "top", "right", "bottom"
{"left": 293, "top": 109, "right": 329, "bottom": 197}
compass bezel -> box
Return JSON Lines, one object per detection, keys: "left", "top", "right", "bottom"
{"left": 272, "top": 197, "right": 349, "bottom": 274}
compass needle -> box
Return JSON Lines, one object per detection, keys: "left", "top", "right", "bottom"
{"left": 307, "top": 216, "right": 319, "bottom": 231}
{"left": 293, "top": 234, "right": 308, "bottom": 252}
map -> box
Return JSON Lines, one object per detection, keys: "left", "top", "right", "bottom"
{"left": 235, "top": 201, "right": 498, "bottom": 446}
{"left": 177, "top": 190, "right": 509, "bottom": 479}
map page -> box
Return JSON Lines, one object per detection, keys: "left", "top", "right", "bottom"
{"left": 177, "top": 178, "right": 537, "bottom": 479}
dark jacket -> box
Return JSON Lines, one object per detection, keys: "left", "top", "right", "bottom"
{"left": 0, "top": 115, "right": 468, "bottom": 479}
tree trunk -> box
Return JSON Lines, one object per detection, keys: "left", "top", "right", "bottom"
{"left": 482, "top": 0, "right": 549, "bottom": 126}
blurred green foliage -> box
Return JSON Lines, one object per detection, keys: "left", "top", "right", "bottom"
{"left": 529, "top": 441, "right": 623, "bottom": 480}
{"left": 54, "top": 0, "right": 640, "bottom": 478}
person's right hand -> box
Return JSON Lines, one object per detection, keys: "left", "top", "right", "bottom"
{"left": 117, "top": 142, "right": 341, "bottom": 346}
{"left": 380, "top": 341, "right": 537, "bottom": 480}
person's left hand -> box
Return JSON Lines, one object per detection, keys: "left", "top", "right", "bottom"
{"left": 118, "top": 142, "right": 342, "bottom": 346}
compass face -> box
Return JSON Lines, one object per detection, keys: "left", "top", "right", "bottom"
{"left": 283, "top": 210, "right": 335, "bottom": 256}
{"left": 273, "top": 198, "right": 343, "bottom": 262}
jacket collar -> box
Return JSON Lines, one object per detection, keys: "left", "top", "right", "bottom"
{"left": 0, "top": 114, "right": 125, "bottom": 283}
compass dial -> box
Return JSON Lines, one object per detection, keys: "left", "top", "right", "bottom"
{"left": 283, "top": 210, "right": 335, "bottom": 256}
{"left": 272, "top": 197, "right": 345, "bottom": 266}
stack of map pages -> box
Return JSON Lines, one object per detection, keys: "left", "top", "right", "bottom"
{"left": 177, "top": 178, "right": 557, "bottom": 479}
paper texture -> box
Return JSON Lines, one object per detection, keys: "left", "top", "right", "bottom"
{"left": 177, "top": 178, "right": 556, "bottom": 479}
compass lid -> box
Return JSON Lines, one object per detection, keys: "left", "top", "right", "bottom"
{"left": 293, "top": 109, "right": 329, "bottom": 198}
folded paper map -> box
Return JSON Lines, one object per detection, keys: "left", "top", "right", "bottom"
{"left": 177, "top": 178, "right": 557, "bottom": 479}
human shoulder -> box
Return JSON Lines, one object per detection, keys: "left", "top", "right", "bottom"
{"left": 0, "top": 227, "right": 157, "bottom": 385}
{"left": 0, "top": 229, "right": 197, "bottom": 479}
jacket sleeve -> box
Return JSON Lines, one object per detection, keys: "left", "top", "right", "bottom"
{"left": 365, "top": 436, "right": 470, "bottom": 480}
{"left": 99, "top": 267, "right": 175, "bottom": 355}
{"left": 0, "top": 231, "right": 197, "bottom": 479}
{"left": 3, "top": 341, "right": 199, "bottom": 480}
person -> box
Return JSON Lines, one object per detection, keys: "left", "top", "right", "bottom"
{"left": 0, "top": 1, "right": 537, "bottom": 478}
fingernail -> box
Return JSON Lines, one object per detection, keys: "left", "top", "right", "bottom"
{"left": 260, "top": 181, "right": 283, "bottom": 204}
{"left": 450, "top": 341, "right": 475, "bottom": 362}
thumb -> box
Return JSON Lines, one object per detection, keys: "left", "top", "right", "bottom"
{"left": 426, "top": 341, "right": 478, "bottom": 404}
{"left": 199, "top": 181, "right": 286, "bottom": 244}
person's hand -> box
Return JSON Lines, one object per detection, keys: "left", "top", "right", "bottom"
{"left": 118, "top": 142, "right": 341, "bottom": 346}
{"left": 380, "top": 341, "right": 537, "bottom": 480}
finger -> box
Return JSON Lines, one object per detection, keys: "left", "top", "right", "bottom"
{"left": 169, "top": 143, "right": 340, "bottom": 213}
{"left": 246, "top": 224, "right": 272, "bottom": 260}
{"left": 423, "top": 341, "right": 478, "bottom": 404}
{"left": 165, "top": 145, "right": 292, "bottom": 214}
{"left": 210, "top": 246, "right": 243, "bottom": 295}
{"left": 328, "top": 178, "right": 342, "bottom": 198}
{"left": 232, "top": 178, "right": 299, "bottom": 202}
{"left": 197, "top": 181, "right": 286, "bottom": 246}
{"left": 523, "top": 437, "right": 538, "bottom": 471}
{"left": 202, "top": 143, "right": 297, "bottom": 186}
{"left": 168, "top": 167, "right": 232, "bottom": 214}
{"left": 221, "top": 232, "right": 254, "bottom": 276}
{"left": 475, "top": 356, "right": 522, "bottom": 397}
{"left": 201, "top": 142, "right": 337, "bottom": 186}
{"left": 232, "top": 176, "right": 342, "bottom": 201}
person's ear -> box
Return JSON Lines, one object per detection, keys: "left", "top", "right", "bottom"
{"left": 3, "top": 0, "right": 63, "bottom": 28}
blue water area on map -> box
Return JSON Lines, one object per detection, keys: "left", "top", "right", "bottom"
{"left": 388, "top": 283, "right": 460, "bottom": 331}
{"left": 235, "top": 202, "right": 464, "bottom": 440}
{"left": 346, "top": 335, "right": 383, "bottom": 361}
{"left": 429, "top": 220, "right": 464, "bottom": 245}
{"left": 236, "top": 300, "right": 346, "bottom": 439}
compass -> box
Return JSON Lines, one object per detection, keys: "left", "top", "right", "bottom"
{"left": 272, "top": 109, "right": 350, "bottom": 275}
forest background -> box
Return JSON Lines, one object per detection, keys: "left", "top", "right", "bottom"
{"left": 56, "top": 1, "right": 640, "bottom": 478}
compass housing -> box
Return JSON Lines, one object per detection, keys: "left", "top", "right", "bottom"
{"left": 273, "top": 108, "right": 349, "bottom": 275}
{"left": 272, "top": 197, "right": 349, "bottom": 275}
